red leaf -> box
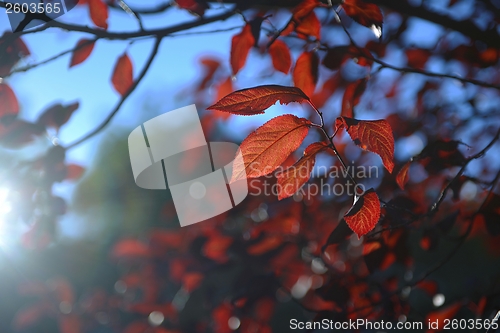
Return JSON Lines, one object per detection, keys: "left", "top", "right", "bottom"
{"left": 213, "top": 77, "right": 234, "bottom": 120}
{"left": 396, "top": 162, "right": 411, "bottom": 190}
{"left": 312, "top": 73, "right": 340, "bottom": 108}
{"left": 295, "top": 11, "right": 321, "bottom": 39}
{"left": 344, "top": 188, "right": 380, "bottom": 238}
{"left": 247, "top": 235, "right": 282, "bottom": 255}
{"left": 69, "top": 39, "right": 95, "bottom": 67}
{"left": 426, "top": 303, "right": 462, "bottom": 332}
{"left": 0, "top": 119, "right": 45, "bottom": 148}
{"left": 231, "top": 24, "right": 255, "bottom": 75}
{"left": 111, "top": 239, "right": 150, "bottom": 259}
{"left": 341, "top": 78, "right": 367, "bottom": 118}
{"left": 198, "top": 57, "right": 220, "bottom": 91}
{"left": 175, "top": 0, "right": 208, "bottom": 16}
{"left": 342, "top": 0, "right": 383, "bottom": 37}
{"left": 230, "top": 115, "right": 312, "bottom": 182}
{"left": 111, "top": 53, "right": 134, "bottom": 96}
{"left": 37, "top": 102, "right": 80, "bottom": 131}
{"left": 208, "top": 85, "right": 310, "bottom": 115}
{"left": 276, "top": 142, "right": 328, "bottom": 200}
{"left": 88, "top": 0, "right": 108, "bottom": 29}
{"left": 291, "top": 0, "right": 321, "bottom": 21}
{"left": 406, "top": 48, "right": 431, "bottom": 69}
{"left": 336, "top": 117, "right": 395, "bottom": 173}
{"left": 269, "top": 40, "right": 292, "bottom": 74}
{"left": 293, "top": 51, "right": 319, "bottom": 97}
{"left": 65, "top": 164, "right": 85, "bottom": 181}
{"left": 0, "top": 84, "right": 19, "bottom": 118}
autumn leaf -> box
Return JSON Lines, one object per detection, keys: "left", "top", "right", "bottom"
{"left": 37, "top": 102, "right": 80, "bottom": 132}
{"left": 342, "top": 0, "right": 383, "bottom": 38}
{"left": 69, "top": 39, "right": 95, "bottom": 68}
{"left": 230, "top": 115, "right": 312, "bottom": 182}
{"left": 213, "top": 77, "right": 233, "bottom": 120}
{"left": 295, "top": 12, "right": 321, "bottom": 40}
{"left": 396, "top": 162, "right": 410, "bottom": 190}
{"left": 341, "top": 78, "right": 367, "bottom": 118}
{"left": 292, "top": 0, "right": 321, "bottom": 19}
{"left": 208, "top": 85, "right": 310, "bottom": 115}
{"left": 269, "top": 40, "right": 292, "bottom": 74}
{"left": 0, "top": 33, "right": 30, "bottom": 76}
{"left": 344, "top": 188, "right": 380, "bottom": 238}
{"left": 276, "top": 142, "right": 328, "bottom": 200}
{"left": 0, "top": 84, "right": 20, "bottom": 118}
{"left": 111, "top": 53, "right": 134, "bottom": 96}
{"left": 231, "top": 24, "right": 255, "bottom": 75}
{"left": 336, "top": 117, "right": 395, "bottom": 173}
{"left": 88, "top": 0, "right": 108, "bottom": 29}
{"left": 175, "top": 0, "right": 209, "bottom": 16}
{"left": 293, "top": 51, "right": 319, "bottom": 97}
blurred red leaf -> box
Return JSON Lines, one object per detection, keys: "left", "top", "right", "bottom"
{"left": 478, "top": 192, "right": 500, "bottom": 235}
{"left": 0, "top": 119, "right": 45, "bottom": 148}
{"left": 247, "top": 235, "right": 282, "bottom": 255}
{"left": 294, "top": 12, "right": 321, "bottom": 39}
{"left": 208, "top": 85, "right": 309, "bottom": 115}
{"left": 336, "top": 117, "right": 395, "bottom": 172}
{"left": 311, "top": 73, "right": 340, "bottom": 108}
{"left": 65, "top": 164, "right": 85, "bottom": 181}
{"left": 231, "top": 24, "right": 255, "bottom": 75}
{"left": 230, "top": 114, "right": 312, "bottom": 182}
{"left": 293, "top": 51, "right": 319, "bottom": 97}
{"left": 202, "top": 233, "right": 233, "bottom": 263}
{"left": 416, "top": 140, "right": 466, "bottom": 174}
{"left": 198, "top": 57, "right": 220, "bottom": 90}
{"left": 88, "top": 0, "right": 108, "bottom": 29}
{"left": 12, "top": 302, "right": 49, "bottom": 330}
{"left": 111, "top": 239, "right": 150, "bottom": 259}
{"left": 426, "top": 302, "right": 462, "bottom": 332}
{"left": 37, "top": 102, "right": 80, "bottom": 131}
{"left": 183, "top": 273, "right": 204, "bottom": 292}
{"left": 59, "top": 314, "right": 82, "bottom": 333}
{"left": 69, "top": 39, "right": 95, "bottom": 67}
{"left": 0, "top": 84, "right": 19, "bottom": 118}
{"left": 342, "top": 0, "right": 383, "bottom": 37}
{"left": 269, "top": 39, "right": 292, "bottom": 74}
{"left": 406, "top": 48, "right": 432, "bottom": 69}
{"left": 396, "top": 162, "right": 411, "bottom": 190}
{"left": 175, "top": 0, "right": 208, "bottom": 16}
{"left": 344, "top": 188, "right": 381, "bottom": 238}
{"left": 111, "top": 53, "right": 134, "bottom": 96}
{"left": 341, "top": 78, "right": 367, "bottom": 118}
{"left": 276, "top": 142, "right": 328, "bottom": 200}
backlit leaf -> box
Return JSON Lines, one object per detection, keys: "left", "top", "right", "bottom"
{"left": 336, "top": 117, "right": 395, "bottom": 173}
{"left": 231, "top": 24, "right": 255, "bottom": 75}
{"left": 269, "top": 40, "right": 292, "bottom": 74}
{"left": 88, "top": 0, "right": 108, "bottom": 29}
{"left": 175, "top": 0, "right": 208, "bottom": 16}
{"left": 276, "top": 142, "right": 328, "bottom": 200}
{"left": 111, "top": 53, "right": 134, "bottom": 96}
{"left": 295, "top": 11, "right": 321, "bottom": 40}
{"left": 69, "top": 39, "right": 95, "bottom": 67}
{"left": 344, "top": 188, "right": 380, "bottom": 238}
{"left": 396, "top": 162, "right": 410, "bottom": 190}
{"left": 208, "top": 85, "right": 309, "bottom": 115}
{"left": 293, "top": 51, "right": 319, "bottom": 97}
{"left": 230, "top": 114, "right": 312, "bottom": 182}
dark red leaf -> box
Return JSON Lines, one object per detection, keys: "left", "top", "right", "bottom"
{"left": 293, "top": 51, "right": 319, "bottom": 97}
{"left": 479, "top": 192, "right": 500, "bottom": 235}
{"left": 111, "top": 53, "right": 134, "bottom": 96}
{"left": 322, "top": 219, "right": 353, "bottom": 250}
{"left": 0, "top": 84, "right": 19, "bottom": 118}
{"left": 37, "top": 102, "right": 80, "bottom": 131}
{"left": 344, "top": 188, "right": 381, "bottom": 238}
{"left": 342, "top": 0, "right": 383, "bottom": 38}
{"left": 416, "top": 140, "right": 466, "bottom": 174}
{"left": 0, "top": 119, "right": 45, "bottom": 148}
{"left": 406, "top": 48, "right": 432, "bottom": 69}
{"left": 336, "top": 117, "right": 395, "bottom": 173}
{"left": 230, "top": 114, "right": 312, "bottom": 182}
{"left": 0, "top": 33, "right": 30, "bottom": 76}
{"left": 294, "top": 11, "right": 321, "bottom": 40}
{"left": 231, "top": 24, "right": 255, "bottom": 75}
{"left": 208, "top": 85, "right": 310, "bottom": 115}
{"left": 65, "top": 164, "right": 85, "bottom": 181}
{"left": 175, "top": 0, "right": 208, "bottom": 16}
{"left": 69, "top": 39, "right": 95, "bottom": 67}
